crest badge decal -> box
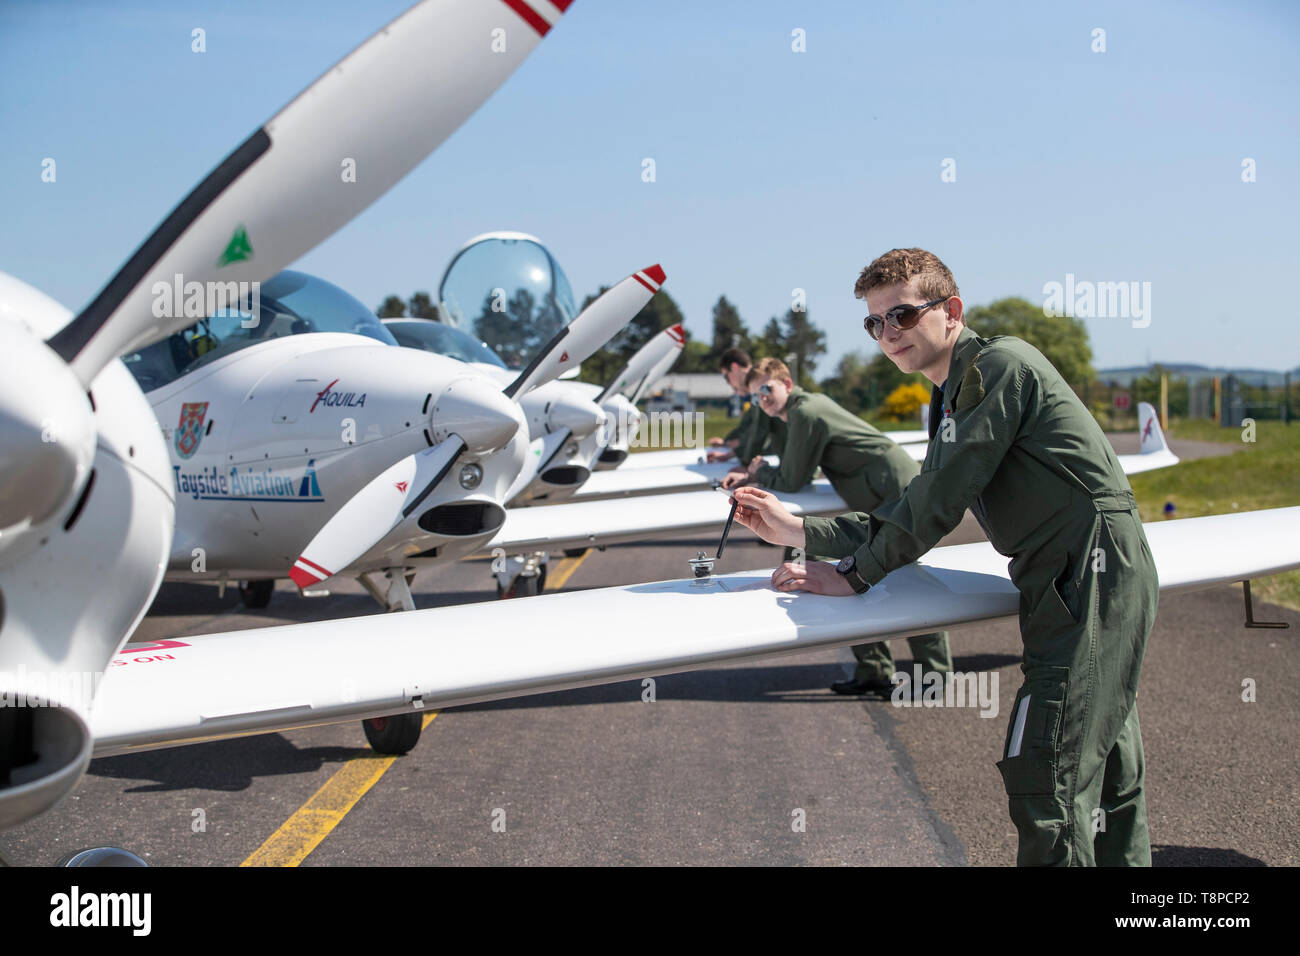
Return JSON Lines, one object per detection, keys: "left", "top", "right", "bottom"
{"left": 175, "top": 402, "right": 210, "bottom": 459}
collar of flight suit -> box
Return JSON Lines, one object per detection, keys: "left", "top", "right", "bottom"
{"left": 783, "top": 385, "right": 807, "bottom": 416}
{"left": 939, "top": 326, "right": 986, "bottom": 422}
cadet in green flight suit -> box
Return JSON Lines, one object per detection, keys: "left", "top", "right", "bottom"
{"left": 730, "top": 248, "right": 1157, "bottom": 866}
{"left": 707, "top": 348, "right": 785, "bottom": 465}
{"left": 720, "top": 357, "right": 951, "bottom": 696}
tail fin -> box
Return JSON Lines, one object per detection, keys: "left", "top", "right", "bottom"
{"left": 1137, "top": 402, "right": 1167, "bottom": 454}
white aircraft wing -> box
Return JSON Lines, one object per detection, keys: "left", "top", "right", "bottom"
{"left": 883, "top": 429, "right": 928, "bottom": 444}
{"left": 568, "top": 457, "right": 778, "bottom": 502}
{"left": 89, "top": 508, "right": 1300, "bottom": 756}
{"left": 618, "top": 448, "right": 727, "bottom": 470}
{"left": 577, "top": 404, "right": 1180, "bottom": 498}
{"left": 621, "top": 428, "right": 927, "bottom": 472}
{"left": 490, "top": 482, "right": 847, "bottom": 552}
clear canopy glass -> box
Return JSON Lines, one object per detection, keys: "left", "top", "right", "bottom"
{"left": 121, "top": 270, "right": 397, "bottom": 393}
{"left": 383, "top": 318, "right": 507, "bottom": 369}
{"left": 437, "top": 234, "right": 578, "bottom": 370}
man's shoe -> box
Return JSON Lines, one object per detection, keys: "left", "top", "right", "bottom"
{"left": 830, "top": 677, "right": 895, "bottom": 698}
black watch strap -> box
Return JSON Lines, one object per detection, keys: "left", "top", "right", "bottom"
{"left": 836, "top": 554, "right": 871, "bottom": 594}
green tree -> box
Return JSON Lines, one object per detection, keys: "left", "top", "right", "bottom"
{"left": 782, "top": 307, "right": 827, "bottom": 386}
{"left": 376, "top": 294, "right": 407, "bottom": 318}
{"left": 821, "top": 349, "right": 923, "bottom": 415}
{"left": 965, "top": 297, "right": 1094, "bottom": 389}
{"left": 408, "top": 291, "right": 438, "bottom": 319}
{"left": 709, "top": 296, "right": 749, "bottom": 362}
{"left": 677, "top": 338, "right": 715, "bottom": 373}
{"left": 472, "top": 287, "right": 541, "bottom": 368}
{"left": 752, "top": 316, "right": 785, "bottom": 361}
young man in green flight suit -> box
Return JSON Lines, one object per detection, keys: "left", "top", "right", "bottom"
{"left": 721, "top": 357, "right": 952, "bottom": 697}
{"left": 706, "top": 348, "right": 785, "bottom": 465}
{"left": 730, "top": 248, "right": 1157, "bottom": 867}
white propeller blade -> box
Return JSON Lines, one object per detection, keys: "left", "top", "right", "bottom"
{"left": 597, "top": 322, "right": 685, "bottom": 405}
{"left": 290, "top": 439, "right": 465, "bottom": 589}
{"left": 628, "top": 326, "right": 687, "bottom": 407}
{"left": 48, "top": 0, "right": 570, "bottom": 385}
{"left": 506, "top": 266, "right": 666, "bottom": 399}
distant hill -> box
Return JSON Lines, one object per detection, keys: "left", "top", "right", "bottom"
{"left": 1097, "top": 363, "right": 1299, "bottom": 387}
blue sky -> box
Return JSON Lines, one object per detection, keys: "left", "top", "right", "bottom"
{"left": 2, "top": 0, "right": 1297, "bottom": 375}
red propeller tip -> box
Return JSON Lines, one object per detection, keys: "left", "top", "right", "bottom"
{"left": 643, "top": 264, "right": 666, "bottom": 285}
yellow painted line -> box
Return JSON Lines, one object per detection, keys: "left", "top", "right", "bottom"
{"left": 546, "top": 549, "right": 590, "bottom": 591}
{"left": 241, "top": 711, "right": 438, "bottom": 867}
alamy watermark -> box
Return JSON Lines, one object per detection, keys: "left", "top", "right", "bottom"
{"left": 0, "top": 666, "right": 103, "bottom": 711}
{"left": 1042, "top": 273, "right": 1151, "bottom": 328}
{"left": 151, "top": 273, "right": 261, "bottom": 327}
{"left": 891, "top": 665, "right": 999, "bottom": 717}
{"left": 600, "top": 407, "right": 706, "bottom": 449}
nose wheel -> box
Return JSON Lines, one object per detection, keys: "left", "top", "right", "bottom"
{"left": 238, "top": 579, "right": 275, "bottom": 608}
{"left": 494, "top": 552, "right": 547, "bottom": 599}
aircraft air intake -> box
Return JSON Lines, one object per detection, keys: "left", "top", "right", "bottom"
{"left": 416, "top": 501, "right": 507, "bottom": 538}
{"left": 0, "top": 700, "right": 92, "bottom": 831}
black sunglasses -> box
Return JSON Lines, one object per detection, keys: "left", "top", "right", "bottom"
{"left": 863, "top": 296, "right": 949, "bottom": 340}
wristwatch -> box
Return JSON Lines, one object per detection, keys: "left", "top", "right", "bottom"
{"left": 836, "top": 554, "right": 871, "bottom": 594}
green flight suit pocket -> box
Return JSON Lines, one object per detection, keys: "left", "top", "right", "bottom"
{"left": 996, "top": 666, "right": 1069, "bottom": 796}
{"left": 1024, "top": 560, "right": 1082, "bottom": 632}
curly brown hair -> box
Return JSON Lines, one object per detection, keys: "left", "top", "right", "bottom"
{"left": 853, "top": 248, "right": 960, "bottom": 302}
{"left": 745, "top": 357, "right": 791, "bottom": 386}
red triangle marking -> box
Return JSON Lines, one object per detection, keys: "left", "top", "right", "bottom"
{"left": 396, "top": 481, "right": 409, "bottom": 493}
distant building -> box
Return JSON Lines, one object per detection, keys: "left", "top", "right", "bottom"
{"left": 644, "top": 373, "right": 734, "bottom": 410}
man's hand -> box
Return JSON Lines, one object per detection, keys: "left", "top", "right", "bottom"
{"left": 706, "top": 449, "right": 735, "bottom": 464}
{"left": 730, "top": 486, "right": 805, "bottom": 548}
{"left": 720, "top": 468, "right": 750, "bottom": 491}
{"left": 771, "top": 560, "right": 855, "bottom": 596}
{"left": 746, "top": 456, "right": 764, "bottom": 477}
{"left": 708, "top": 436, "right": 725, "bottom": 447}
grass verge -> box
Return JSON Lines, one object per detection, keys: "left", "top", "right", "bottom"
{"left": 1130, "top": 419, "right": 1300, "bottom": 610}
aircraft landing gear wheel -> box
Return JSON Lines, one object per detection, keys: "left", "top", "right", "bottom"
{"left": 362, "top": 713, "right": 422, "bottom": 755}
{"left": 496, "top": 574, "right": 541, "bottom": 600}
{"left": 239, "top": 579, "right": 274, "bottom": 608}
{"left": 57, "top": 847, "right": 148, "bottom": 867}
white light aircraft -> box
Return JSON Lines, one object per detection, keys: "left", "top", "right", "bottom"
{"left": 114, "top": 260, "right": 655, "bottom": 623}
{"left": 0, "top": 0, "right": 579, "bottom": 829}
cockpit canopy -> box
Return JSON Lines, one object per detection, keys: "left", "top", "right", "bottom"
{"left": 121, "top": 270, "right": 397, "bottom": 393}
{"left": 383, "top": 318, "right": 507, "bottom": 369}
{"left": 437, "top": 233, "right": 578, "bottom": 370}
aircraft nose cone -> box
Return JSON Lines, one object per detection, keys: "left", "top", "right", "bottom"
{"left": 547, "top": 394, "right": 605, "bottom": 439}
{"left": 601, "top": 395, "right": 638, "bottom": 446}
{"left": 0, "top": 320, "right": 96, "bottom": 531}
{"left": 431, "top": 377, "right": 524, "bottom": 454}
